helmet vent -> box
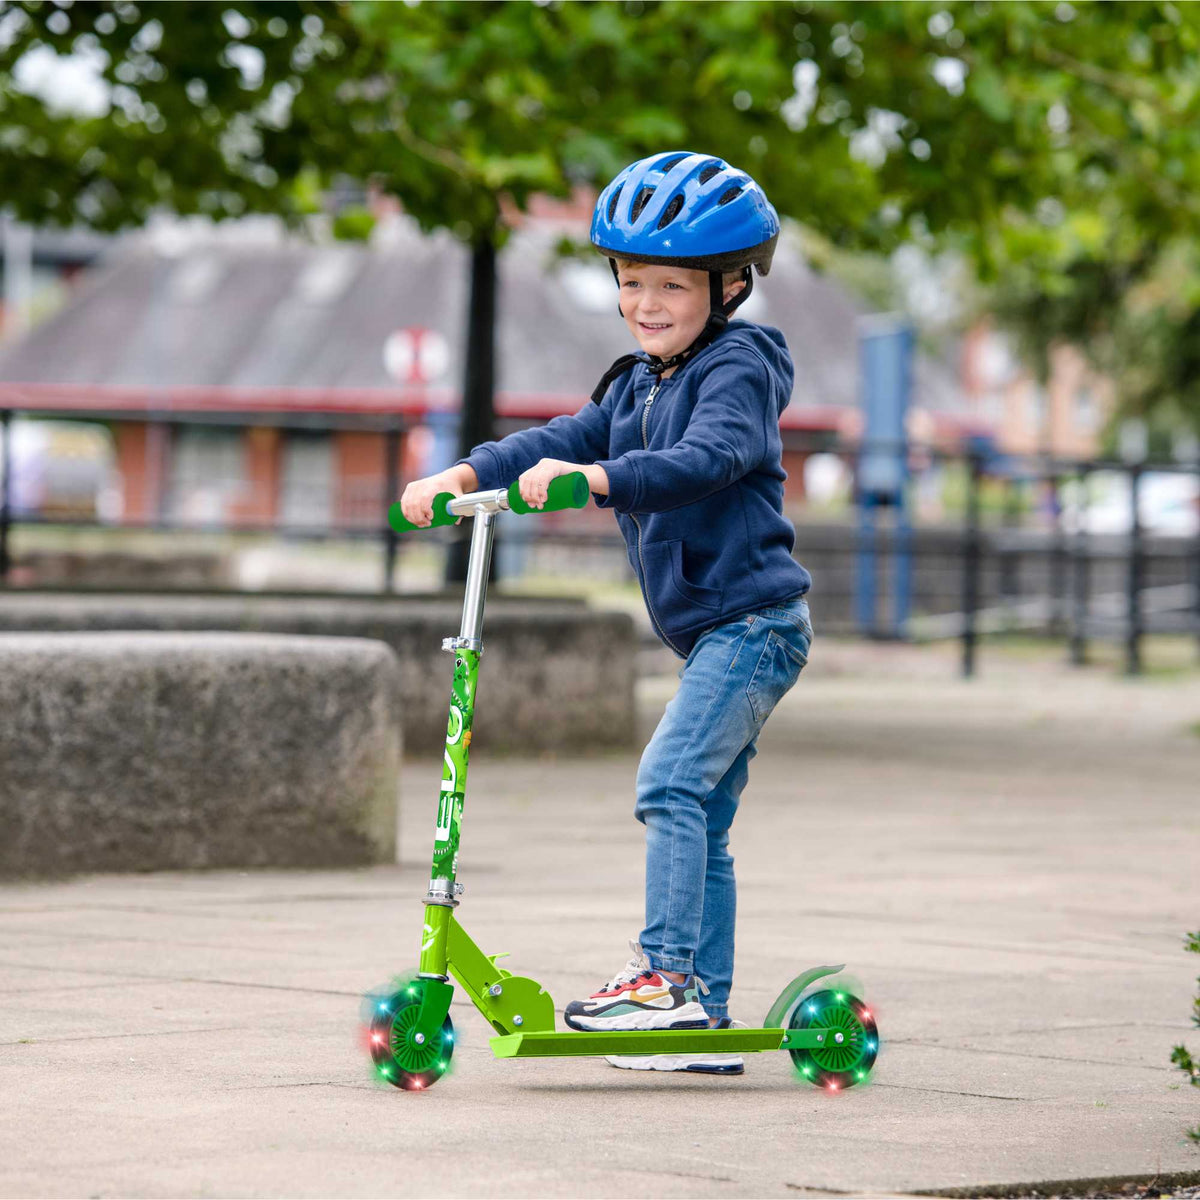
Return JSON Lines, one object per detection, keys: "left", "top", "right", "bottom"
{"left": 659, "top": 155, "right": 688, "bottom": 173}
{"left": 717, "top": 185, "right": 743, "bottom": 206}
{"left": 630, "top": 186, "right": 655, "bottom": 223}
{"left": 606, "top": 184, "right": 623, "bottom": 223}
{"left": 656, "top": 194, "right": 685, "bottom": 230}
{"left": 698, "top": 162, "right": 723, "bottom": 185}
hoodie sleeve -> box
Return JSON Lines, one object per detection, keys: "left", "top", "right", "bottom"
{"left": 593, "top": 353, "right": 771, "bottom": 514}
{"left": 453, "top": 394, "right": 614, "bottom": 501}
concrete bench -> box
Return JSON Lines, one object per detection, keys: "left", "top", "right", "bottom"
{"left": 0, "top": 593, "right": 637, "bottom": 755}
{"left": 0, "top": 632, "right": 401, "bottom": 878}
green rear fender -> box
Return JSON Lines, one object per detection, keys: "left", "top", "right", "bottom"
{"left": 764, "top": 964, "right": 847, "bottom": 1029}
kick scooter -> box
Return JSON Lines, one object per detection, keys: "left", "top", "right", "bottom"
{"left": 366, "top": 472, "right": 880, "bottom": 1091}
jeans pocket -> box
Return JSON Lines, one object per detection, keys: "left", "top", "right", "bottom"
{"left": 746, "top": 627, "right": 809, "bottom": 725}
{"left": 790, "top": 598, "right": 814, "bottom": 641}
{"left": 760, "top": 597, "right": 813, "bottom": 642}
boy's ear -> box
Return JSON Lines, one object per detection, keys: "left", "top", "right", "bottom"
{"left": 723, "top": 278, "right": 747, "bottom": 305}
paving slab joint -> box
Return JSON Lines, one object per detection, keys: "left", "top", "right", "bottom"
{"left": 910, "top": 1168, "right": 1200, "bottom": 1199}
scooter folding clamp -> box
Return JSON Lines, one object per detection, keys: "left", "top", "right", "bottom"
{"left": 423, "top": 879, "right": 465, "bottom": 908}
{"left": 442, "top": 636, "right": 483, "bottom": 653}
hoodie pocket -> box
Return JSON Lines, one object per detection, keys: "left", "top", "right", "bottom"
{"left": 651, "top": 539, "right": 724, "bottom": 612}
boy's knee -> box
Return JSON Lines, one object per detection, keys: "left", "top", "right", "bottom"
{"left": 633, "top": 790, "right": 663, "bottom": 826}
{"left": 635, "top": 739, "right": 664, "bottom": 793}
{"left": 635, "top": 784, "right": 708, "bottom": 829}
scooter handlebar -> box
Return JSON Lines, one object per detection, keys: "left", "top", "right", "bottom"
{"left": 388, "top": 471, "right": 590, "bottom": 532}
{"left": 505, "top": 471, "right": 590, "bottom": 515}
{"left": 388, "top": 492, "right": 460, "bottom": 532}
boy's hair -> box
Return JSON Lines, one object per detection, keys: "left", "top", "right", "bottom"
{"left": 613, "top": 257, "right": 745, "bottom": 289}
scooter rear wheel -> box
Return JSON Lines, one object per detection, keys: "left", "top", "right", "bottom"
{"left": 367, "top": 981, "right": 455, "bottom": 1091}
{"left": 788, "top": 988, "right": 877, "bottom": 1090}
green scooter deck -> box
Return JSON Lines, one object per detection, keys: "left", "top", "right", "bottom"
{"left": 491, "top": 1026, "right": 833, "bottom": 1058}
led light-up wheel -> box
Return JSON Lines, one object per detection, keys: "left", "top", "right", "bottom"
{"left": 788, "top": 988, "right": 877, "bottom": 1091}
{"left": 366, "top": 980, "right": 455, "bottom": 1091}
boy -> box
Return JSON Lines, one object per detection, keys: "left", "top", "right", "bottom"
{"left": 398, "top": 152, "right": 813, "bottom": 1075}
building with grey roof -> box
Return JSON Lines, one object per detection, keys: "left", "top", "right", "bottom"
{"left": 0, "top": 212, "right": 966, "bottom": 528}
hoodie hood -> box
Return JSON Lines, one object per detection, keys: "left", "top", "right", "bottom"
{"left": 677, "top": 319, "right": 795, "bottom": 418}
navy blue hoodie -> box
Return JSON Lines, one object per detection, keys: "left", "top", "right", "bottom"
{"left": 455, "top": 319, "right": 812, "bottom": 658}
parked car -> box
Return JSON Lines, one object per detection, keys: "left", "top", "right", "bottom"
{"left": 4, "top": 418, "right": 115, "bottom": 519}
{"left": 1061, "top": 469, "right": 1200, "bottom": 537}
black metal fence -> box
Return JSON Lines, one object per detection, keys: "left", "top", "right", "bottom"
{"left": 948, "top": 448, "right": 1199, "bottom": 676}
{"left": 1, "top": 407, "right": 1198, "bottom": 678}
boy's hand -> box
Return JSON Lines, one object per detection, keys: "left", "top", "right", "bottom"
{"left": 517, "top": 458, "right": 582, "bottom": 509}
{"left": 398, "top": 467, "right": 470, "bottom": 527}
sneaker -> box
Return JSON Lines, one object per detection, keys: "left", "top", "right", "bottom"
{"left": 563, "top": 940, "right": 710, "bottom": 1032}
{"left": 605, "top": 1017, "right": 748, "bottom": 1074}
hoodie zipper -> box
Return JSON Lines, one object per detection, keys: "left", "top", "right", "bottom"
{"left": 628, "top": 381, "right": 686, "bottom": 658}
{"left": 640, "top": 380, "right": 658, "bottom": 447}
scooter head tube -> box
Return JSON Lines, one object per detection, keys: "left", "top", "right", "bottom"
{"left": 388, "top": 492, "right": 459, "bottom": 532}
{"left": 505, "top": 471, "right": 589, "bottom": 515}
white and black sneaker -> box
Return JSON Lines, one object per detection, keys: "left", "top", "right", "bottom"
{"left": 563, "top": 941, "right": 710, "bottom": 1032}
{"left": 605, "top": 1016, "right": 748, "bottom": 1074}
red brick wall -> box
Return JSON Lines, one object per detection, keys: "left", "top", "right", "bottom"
{"left": 334, "top": 430, "right": 405, "bottom": 526}
{"left": 113, "top": 422, "right": 167, "bottom": 520}
{"left": 114, "top": 421, "right": 410, "bottom": 527}
{"left": 229, "top": 426, "right": 281, "bottom": 524}
{"left": 781, "top": 449, "right": 808, "bottom": 502}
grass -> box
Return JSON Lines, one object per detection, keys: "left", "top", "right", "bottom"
{"left": 982, "top": 633, "right": 1200, "bottom": 677}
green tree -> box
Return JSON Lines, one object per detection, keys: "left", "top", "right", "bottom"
{"left": 4, "top": 0, "right": 1200, "bottom": 502}
{"left": 802, "top": 1, "right": 1200, "bottom": 431}
{"left": 0, "top": 1, "right": 340, "bottom": 227}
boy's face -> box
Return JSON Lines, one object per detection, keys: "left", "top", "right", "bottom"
{"left": 616, "top": 262, "right": 745, "bottom": 361}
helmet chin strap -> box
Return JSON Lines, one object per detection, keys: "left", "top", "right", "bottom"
{"left": 590, "top": 266, "right": 752, "bottom": 404}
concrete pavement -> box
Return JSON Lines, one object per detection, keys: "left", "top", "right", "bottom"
{"left": 1, "top": 640, "right": 1198, "bottom": 1198}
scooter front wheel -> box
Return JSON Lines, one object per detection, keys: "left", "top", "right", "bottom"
{"left": 788, "top": 988, "right": 877, "bottom": 1091}
{"left": 367, "top": 981, "right": 455, "bottom": 1091}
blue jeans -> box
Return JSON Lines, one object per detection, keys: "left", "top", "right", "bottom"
{"left": 635, "top": 596, "right": 812, "bottom": 1021}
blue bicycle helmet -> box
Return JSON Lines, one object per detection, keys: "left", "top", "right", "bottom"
{"left": 588, "top": 151, "right": 780, "bottom": 403}
{"left": 591, "top": 150, "right": 780, "bottom": 276}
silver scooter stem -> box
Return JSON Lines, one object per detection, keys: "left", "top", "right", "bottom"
{"left": 444, "top": 487, "right": 510, "bottom": 651}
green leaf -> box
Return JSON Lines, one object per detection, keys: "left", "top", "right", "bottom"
{"left": 969, "top": 63, "right": 1013, "bottom": 123}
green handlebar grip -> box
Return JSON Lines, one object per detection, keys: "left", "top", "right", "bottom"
{"left": 387, "top": 492, "right": 459, "bottom": 533}
{"left": 506, "top": 471, "right": 590, "bottom": 515}
{"left": 388, "top": 472, "right": 589, "bottom": 530}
